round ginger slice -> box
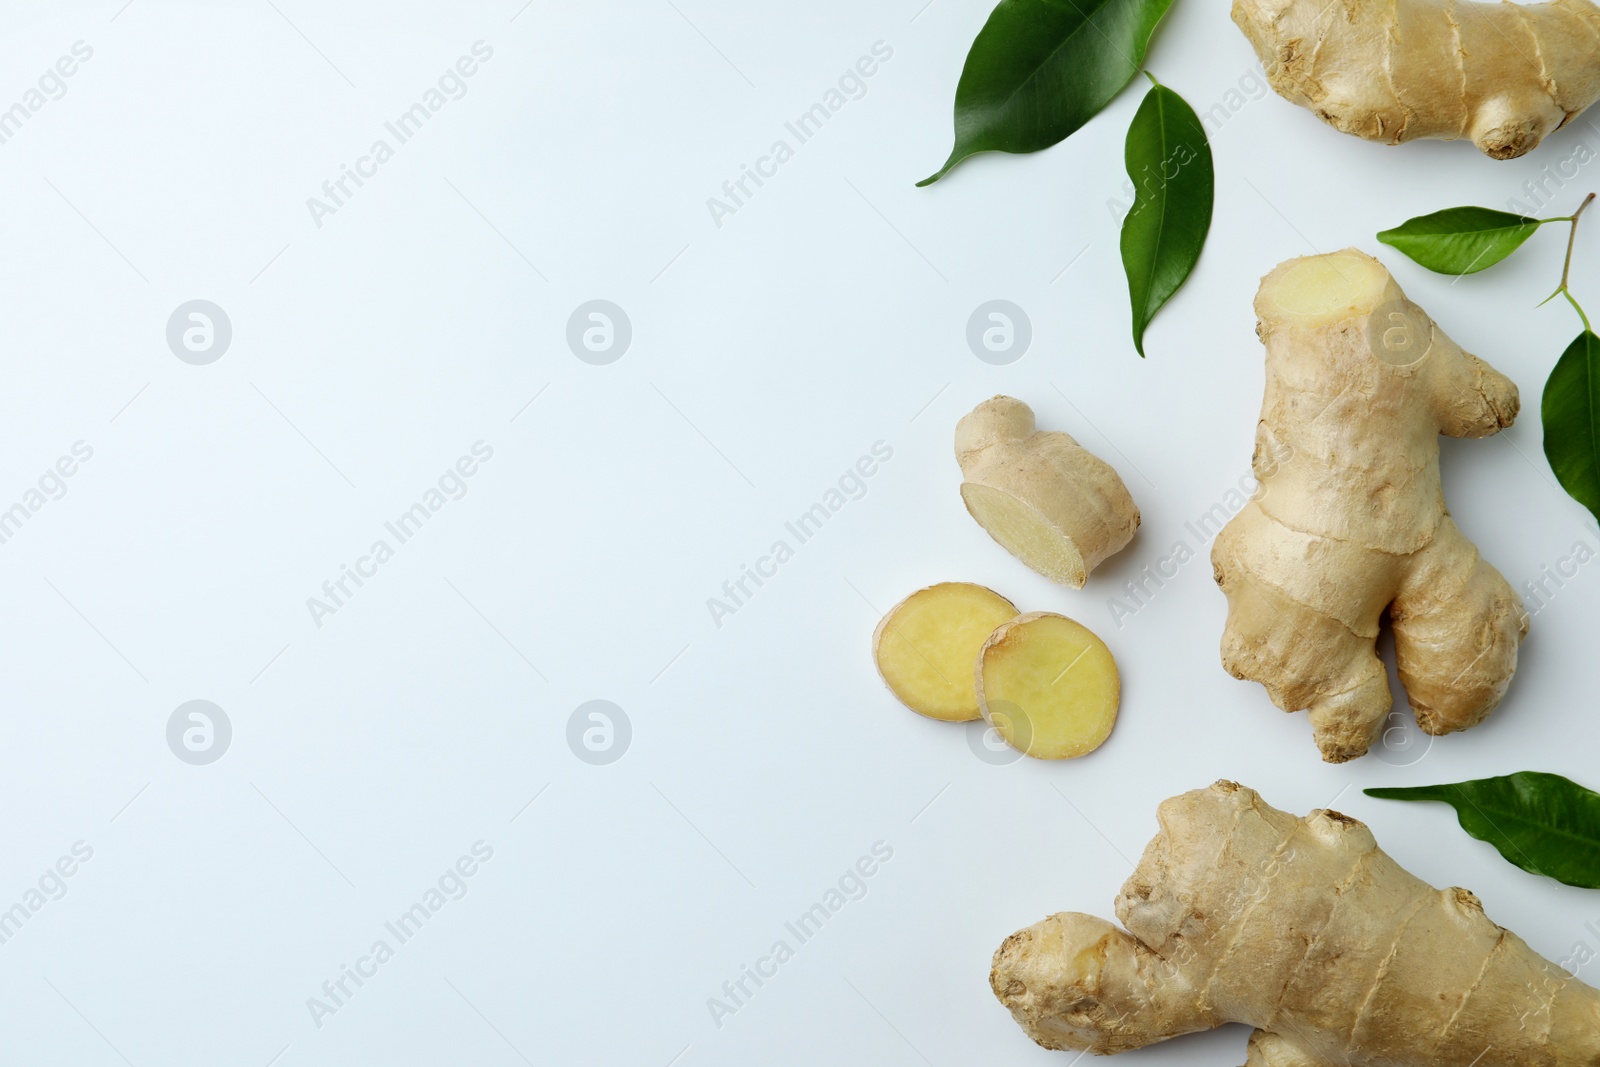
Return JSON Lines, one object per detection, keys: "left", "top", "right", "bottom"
{"left": 873, "top": 582, "right": 1019, "bottom": 722}
{"left": 976, "top": 612, "right": 1119, "bottom": 759}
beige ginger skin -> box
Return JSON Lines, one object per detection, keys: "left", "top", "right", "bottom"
{"left": 1211, "top": 250, "right": 1526, "bottom": 762}
{"left": 991, "top": 782, "right": 1600, "bottom": 1065}
{"left": 957, "top": 396, "right": 1140, "bottom": 588}
{"left": 1233, "top": 0, "right": 1600, "bottom": 159}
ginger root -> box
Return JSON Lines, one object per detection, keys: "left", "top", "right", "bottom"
{"left": 1212, "top": 250, "right": 1526, "bottom": 762}
{"left": 976, "top": 612, "right": 1119, "bottom": 759}
{"left": 991, "top": 781, "right": 1600, "bottom": 1065}
{"left": 1233, "top": 0, "right": 1600, "bottom": 159}
{"left": 957, "top": 396, "right": 1139, "bottom": 587}
{"left": 872, "top": 582, "right": 1018, "bottom": 721}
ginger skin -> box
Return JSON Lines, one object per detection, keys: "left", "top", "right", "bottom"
{"left": 957, "top": 396, "right": 1139, "bottom": 588}
{"left": 1233, "top": 0, "right": 1600, "bottom": 159}
{"left": 991, "top": 782, "right": 1600, "bottom": 1065}
{"left": 1211, "top": 250, "right": 1526, "bottom": 762}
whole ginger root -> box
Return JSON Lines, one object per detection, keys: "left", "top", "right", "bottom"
{"left": 1212, "top": 250, "right": 1527, "bottom": 762}
{"left": 1233, "top": 0, "right": 1600, "bottom": 159}
{"left": 991, "top": 782, "right": 1600, "bottom": 1065}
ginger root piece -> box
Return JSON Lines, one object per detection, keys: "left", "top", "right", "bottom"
{"left": 975, "top": 612, "right": 1118, "bottom": 759}
{"left": 873, "top": 582, "right": 1018, "bottom": 721}
{"left": 957, "top": 396, "right": 1139, "bottom": 588}
{"left": 1233, "top": 0, "right": 1600, "bottom": 159}
{"left": 991, "top": 781, "right": 1600, "bottom": 1065}
{"left": 1212, "top": 250, "right": 1526, "bottom": 763}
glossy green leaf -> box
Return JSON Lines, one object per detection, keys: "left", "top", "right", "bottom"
{"left": 1120, "top": 80, "right": 1212, "bottom": 356}
{"left": 1366, "top": 772, "right": 1600, "bottom": 889}
{"left": 1543, "top": 331, "right": 1600, "bottom": 522}
{"left": 1376, "top": 207, "right": 1546, "bottom": 275}
{"left": 918, "top": 0, "right": 1176, "bottom": 186}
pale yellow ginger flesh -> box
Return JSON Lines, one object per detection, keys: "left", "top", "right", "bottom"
{"left": 957, "top": 396, "right": 1139, "bottom": 588}
{"left": 991, "top": 781, "right": 1600, "bottom": 1065}
{"left": 873, "top": 582, "right": 1018, "bottom": 721}
{"left": 1212, "top": 250, "right": 1526, "bottom": 763}
{"left": 1233, "top": 0, "right": 1600, "bottom": 159}
{"left": 975, "top": 612, "right": 1118, "bottom": 759}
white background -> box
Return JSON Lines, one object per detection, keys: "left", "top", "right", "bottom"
{"left": 1, "top": 2, "right": 1598, "bottom": 1065}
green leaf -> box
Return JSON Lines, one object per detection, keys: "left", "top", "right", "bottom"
{"left": 1543, "top": 330, "right": 1600, "bottom": 522}
{"left": 1366, "top": 772, "right": 1600, "bottom": 889}
{"left": 1376, "top": 207, "right": 1546, "bottom": 275}
{"left": 918, "top": 0, "right": 1176, "bottom": 186}
{"left": 1119, "top": 80, "right": 1212, "bottom": 357}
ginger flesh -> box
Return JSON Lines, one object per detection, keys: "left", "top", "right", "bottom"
{"left": 873, "top": 582, "right": 1018, "bottom": 722}
{"left": 1212, "top": 249, "right": 1526, "bottom": 762}
{"left": 1233, "top": 0, "right": 1600, "bottom": 159}
{"left": 991, "top": 781, "right": 1600, "bottom": 1065}
{"left": 957, "top": 396, "right": 1139, "bottom": 588}
{"left": 976, "top": 612, "right": 1119, "bottom": 759}
{"left": 961, "top": 483, "right": 1086, "bottom": 585}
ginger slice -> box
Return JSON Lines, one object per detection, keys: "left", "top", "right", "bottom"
{"left": 976, "top": 611, "right": 1119, "bottom": 759}
{"left": 872, "top": 582, "right": 1018, "bottom": 722}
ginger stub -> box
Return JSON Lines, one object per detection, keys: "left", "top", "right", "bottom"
{"left": 1213, "top": 249, "right": 1526, "bottom": 763}
{"left": 957, "top": 396, "right": 1139, "bottom": 588}
{"left": 976, "top": 612, "right": 1119, "bottom": 759}
{"left": 873, "top": 582, "right": 1018, "bottom": 721}
{"left": 991, "top": 782, "right": 1600, "bottom": 1065}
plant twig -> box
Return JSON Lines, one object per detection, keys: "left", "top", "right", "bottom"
{"left": 1551, "top": 192, "right": 1595, "bottom": 333}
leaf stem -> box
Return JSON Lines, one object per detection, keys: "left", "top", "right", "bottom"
{"left": 1549, "top": 192, "right": 1595, "bottom": 334}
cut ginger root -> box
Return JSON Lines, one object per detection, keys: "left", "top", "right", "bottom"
{"left": 976, "top": 612, "right": 1119, "bottom": 759}
{"left": 957, "top": 396, "right": 1139, "bottom": 588}
{"left": 1213, "top": 249, "right": 1527, "bottom": 762}
{"left": 991, "top": 782, "right": 1600, "bottom": 1064}
{"left": 873, "top": 582, "right": 1018, "bottom": 721}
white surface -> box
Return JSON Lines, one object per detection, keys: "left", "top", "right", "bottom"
{"left": 1, "top": 2, "right": 1598, "bottom": 1065}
